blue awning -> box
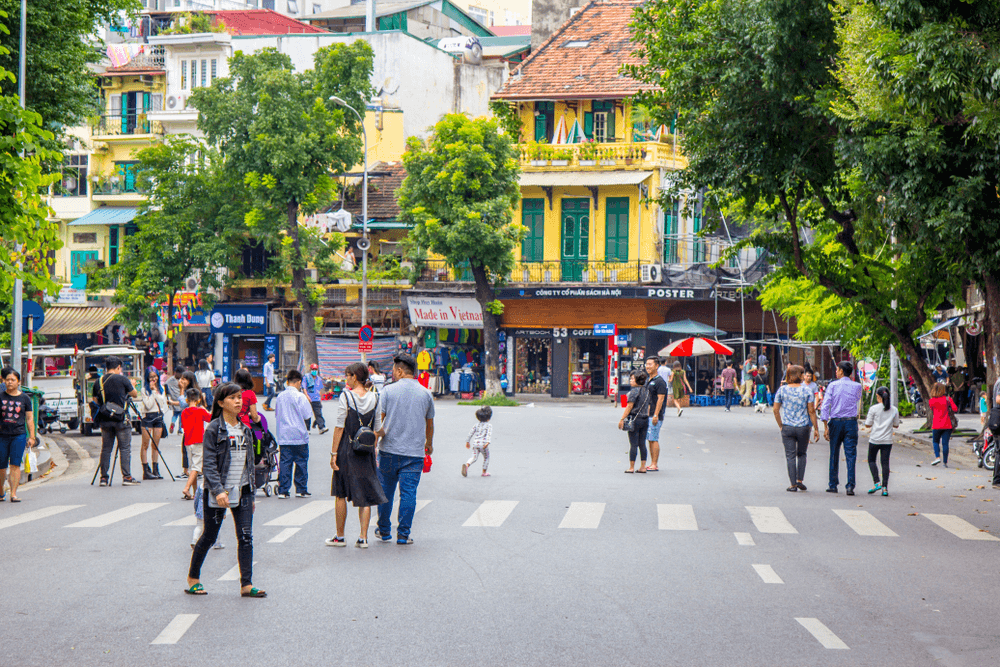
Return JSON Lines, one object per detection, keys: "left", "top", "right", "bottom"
{"left": 68, "top": 207, "right": 139, "bottom": 226}
{"left": 648, "top": 319, "right": 726, "bottom": 336}
{"left": 919, "top": 316, "right": 960, "bottom": 339}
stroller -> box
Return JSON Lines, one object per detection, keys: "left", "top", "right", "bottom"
{"left": 250, "top": 414, "right": 279, "bottom": 497}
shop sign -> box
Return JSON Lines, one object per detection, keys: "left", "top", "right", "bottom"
{"left": 221, "top": 334, "right": 232, "bottom": 380}
{"left": 497, "top": 287, "right": 754, "bottom": 301}
{"left": 210, "top": 305, "right": 268, "bottom": 334}
{"left": 506, "top": 328, "right": 551, "bottom": 339}
{"left": 407, "top": 297, "right": 483, "bottom": 329}
{"left": 45, "top": 287, "right": 87, "bottom": 305}
{"left": 593, "top": 323, "right": 616, "bottom": 336}
{"left": 158, "top": 292, "right": 208, "bottom": 327}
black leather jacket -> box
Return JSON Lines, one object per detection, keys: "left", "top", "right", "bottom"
{"left": 202, "top": 417, "right": 255, "bottom": 498}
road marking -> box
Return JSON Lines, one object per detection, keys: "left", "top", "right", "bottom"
{"left": 558, "top": 502, "right": 605, "bottom": 529}
{"left": 263, "top": 500, "right": 336, "bottom": 526}
{"left": 734, "top": 532, "right": 755, "bottom": 546}
{"left": 165, "top": 515, "right": 197, "bottom": 526}
{"left": 463, "top": 500, "right": 518, "bottom": 527}
{"left": 923, "top": 513, "right": 1000, "bottom": 541}
{"left": 268, "top": 527, "right": 300, "bottom": 543}
{"left": 0, "top": 505, "right": 84, "bottom": 531}
{"left": 696, "top": 439, "right": 706, "bottom": 444}
{"left": 752, "top": 564, "right": 783, "bottom": 584}
{"left": 657, "top": 504, "right": 698, "bottom": 531}
{"left": 219, "top": 561, "right": 258, "bottom": 581}
{"left": 746, "top": 506, "right": 797, "bottom": 534}
{"left": 795, "top": 618, "right": 849, "bottom": 649}
{"left": 66, "top": 503, "right": 167, "bottom": 528}
{"left": 151, "top": 614, "right": 199, "bottom": 645}
{"left": 683, "top": 433, "right": 693, "bottom": 437}
{"left": 833, "top": 509, "right": 898, "bottom": 537}
{"left": 701, "top": 448, "right": 710, "bottom": 453}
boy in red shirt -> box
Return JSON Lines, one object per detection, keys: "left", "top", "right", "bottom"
{"left": 180, "top": 388, "right": 211, "bottom": 500}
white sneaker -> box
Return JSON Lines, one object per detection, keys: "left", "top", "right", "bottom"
{"left": 325, "top": 536, "right": 347, "bottom": 547}
{"left": 931, "top": 458, "right": 941, "bottom": 466}
{"left": 355, "top": 539, "right": 368, "bottom": 549}
{"left": 678, "top": 409, "right": 684, "bottom": 417}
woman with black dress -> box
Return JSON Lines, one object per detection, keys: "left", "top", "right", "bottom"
{"left": 327, "top": 362, "right": 387, "bottom": 548}
{"left": 618, "top": 370, "right": 650, "bottom": 474}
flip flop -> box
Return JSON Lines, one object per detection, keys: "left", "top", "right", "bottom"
{"left": 636, "top": 469, "right": 647, "bottom": 473}
{"left": 646, "top": 466, "right": 659, "bottom": 471}
{"left": 624, "top": 469, "right": 635, "bottom": 474}
{"left": 181, "top": 493, "right": 194, "bottom": 500}
{"left": 10, "top": 497, "right": 21, "bottom": 503}
{"left": 241, "top": 587, "right": 267, "bottom": 598}
{"left": 184, "top": 583, "right": 207, "bottom": 596}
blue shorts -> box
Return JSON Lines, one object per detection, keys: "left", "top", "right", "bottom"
{"left": 0, "top": 433, "right": 28, "bottom": 468}
{"left": 646, "top": 419, "right": 663, "bottom": 442}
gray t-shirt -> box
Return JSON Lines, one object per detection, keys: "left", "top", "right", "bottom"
{"left": 379, "top": 378, "right": 435, "bottom": 458}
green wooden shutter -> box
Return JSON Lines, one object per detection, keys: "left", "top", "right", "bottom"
{"left": 583, "top": 112, "right": 593, "bottom": 139}
{"left": 605, "top": 197, "right": 629, "bottom": 262}
{"left": 664, "top": 200, "right": 679, "bottom": 263}
{"left": 606, "top": 107, "right": 615, "bottom": 140}
{"left": 535, "top": 115, "right": 547, "bottom": 141}
{"left": 121, "top": 93, "right": 129, "bottom": 133}
{"left": 521, "top": 199, "right": 545, "bottom": 262}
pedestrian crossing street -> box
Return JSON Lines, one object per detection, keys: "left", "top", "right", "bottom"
{"left": 1, "top": 498, "right": 997, "bottom": 543}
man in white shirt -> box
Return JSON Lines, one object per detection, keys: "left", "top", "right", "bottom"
{"left": 273, "top": 369, "right": 314, "bottom": 499}
{"left": 262, "top": 353, "right": 276, "bottom": 411}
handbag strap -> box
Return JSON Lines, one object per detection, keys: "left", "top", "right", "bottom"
{"left": 346, "top": 391, "right": 377, "bottom": 430}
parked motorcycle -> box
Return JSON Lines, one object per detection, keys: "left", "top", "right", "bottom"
{"left": 908, "top": 384, "right": 927, "bottom": 418}
{"left": 976, "top": 429, "right": 997, "bottom": 471}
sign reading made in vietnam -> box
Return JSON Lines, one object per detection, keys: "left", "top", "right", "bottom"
{"left": 209, "top": 305, "right": 268, "bottom": 334}
{"left": 407, "top": 297, "right": 484, "bottom": 329}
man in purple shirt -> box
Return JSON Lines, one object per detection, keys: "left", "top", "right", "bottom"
{"left": 820, "top": 361, "right": 863, "bottom": 495}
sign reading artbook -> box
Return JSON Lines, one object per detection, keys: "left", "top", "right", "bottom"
{"left": 209, "top": 305, "right": 268, "bottom": 334}
{"left": 407, "top": 297, "right": 484, "bottom": 329}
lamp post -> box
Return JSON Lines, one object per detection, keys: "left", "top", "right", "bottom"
{"left": 10, "top": 0, "right": 28, "bottom": 377}
{"left": 329, "top": 96, "right": 369, "bottom": 360}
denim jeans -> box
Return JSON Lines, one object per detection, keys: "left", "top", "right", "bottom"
{"left": 189, "top": 484, "right": 254, "bottom": 587}
{"left": 0, "top": 433, "right": 27, "bottom": 468}
{"left": 931, "top": 429, "right": 952, "bottom": 463}
{"left": 377, "top": 452, "right": 423, "bottom": 541}
{"left": 263, "top": 383, "right": 275, "bottom": 408}
{"left": 828, "top": 419, "right": 858, "bottom": 490}
{"left": 278, "top": 444, "right": 309, "bottom": 495}
{"left": 171, "top": 410, "right": 183, "bottom": 432}
{"left": 724, "top": 388, "right": 736, "bottom": 410}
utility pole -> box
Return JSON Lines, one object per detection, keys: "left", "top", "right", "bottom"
{"left": 11, "top": 0, "right": 28, "bottom": 377}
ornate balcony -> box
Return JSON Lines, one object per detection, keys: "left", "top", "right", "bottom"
{"left": 517, "top": 140, "right": 683, "bottom": 171}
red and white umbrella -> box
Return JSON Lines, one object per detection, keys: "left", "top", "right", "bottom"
{"left": 659, "top": 337, "right": 734, "bottom": 357}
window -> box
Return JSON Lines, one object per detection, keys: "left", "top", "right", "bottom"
{"left": 108, "top": 226, "right": 120, "bottom": 265}
{"left": 521, "top": 199, "right": 545, "bottom": 262}
{"left": 210, "top": 59, "right": 217, "bottom": 83}
{"left": 116, "top": 161, "right": 141, "bottom": 193}
{"left": 605, "top": 197, "right": 629, "bottom": 262}
{"left": 72, "top": 232, "right": 97, "bottom": 244}
{"left": 287, "top": 0, "right": 298, "bottom": 12}
{"left": 191, "top": 60, "right": 197, "bottom": 88}
{"left": 692, "top": 192, "right": 705, "bottom": 263}
{"left": 563, "top": 40, "right": 590, "bottom": 48}
{"left": 467, "top": 5, "right": 488, "bottom": 25}
{"left": 378, "top": 12, "right": 406, "bottom": 30}
{"left": 200, "top": 59, "right": 207, "bottom": 87}
{"left": 60, "top": 155, "right": 88, "bottom": 197}
{"left": 313, "top": 3, "right": 321, "bottom": 12}
{"left": 664, "top": 200, "right": 679, "bottom": 263}
{"left": 591, "top": 100, "right": 615, "bottom": 142}
{"left": 181, "top": 60, "right": 187, "bottom": 89}
{"left": 70, "top": 250, "right": 100, "bottom": 289}
{"left": 533, "top": 101, "right": 554, "bottom": 142}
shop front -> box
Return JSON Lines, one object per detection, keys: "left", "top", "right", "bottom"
{"left": 405, "top": 293, "right": 490, "bottom": 396}
{"left": 209, "top": 303, "right": 274, "bottom": 392}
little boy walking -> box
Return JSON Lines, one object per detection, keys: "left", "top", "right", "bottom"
{"left": 462, "top": 406, "right": 492, "bottom": 478}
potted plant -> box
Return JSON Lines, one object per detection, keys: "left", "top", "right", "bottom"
{"left": 527, "top": 140, "right": 551, "bottom": 166}
{"left": 551, "top": 147, "right": 573, "bottom": 166}
{"left": 578, "top": 140, "right": 598, "bottom": 165}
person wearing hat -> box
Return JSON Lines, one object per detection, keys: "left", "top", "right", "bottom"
{"left": 374, "top": 352, "right": 435, "bottom": 545}
{"left": 304, "top": 363, "right": 328, "bottom": 435}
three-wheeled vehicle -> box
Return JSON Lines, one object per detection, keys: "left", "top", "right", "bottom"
{"left": 74, "top": 345, "right": 145, "bottom": 436}
{"left": 1, "top": 346, "right": 81, "bottom": 433}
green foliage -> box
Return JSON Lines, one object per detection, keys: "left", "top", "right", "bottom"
{"left": 485, "top": 300, "right": 504, "bottom": 316}
{"left": 457, "top": 395, "right": 520, "bottom": 407}
{"left": 489, "top": 100, "right": 522, "bottom": 141}
{"left": 161, "top": 12, "right": 225, "bottom": 34}
{"left": 88, "top": 135, "right": 243, "bottom": 332}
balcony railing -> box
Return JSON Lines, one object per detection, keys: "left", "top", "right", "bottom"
{"left": 93, "top": 180, "right": 143, "bottom": 196}
{"left": 417, "top": 259, "right": 643, "bottom": 284}
{"left": 91, "top": 114, "right": 164, "bottom": 137}
{"left": 517, "top": 140, "right": 679, "bottom": 169}
{"left": 663, "top": 234, "right": 762, "bottom": 270}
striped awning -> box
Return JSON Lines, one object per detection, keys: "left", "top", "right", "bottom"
{"left": 37, "top": 307, "right": 119, "bottom": 335}
{"left": 68, "top": 207, "right": 138, "bottom": 226}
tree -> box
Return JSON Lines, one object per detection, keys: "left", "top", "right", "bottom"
{"left": 191, "top": 45, "right": 372, "bottom": 367}
{"left": 627, "top": 0, "right": 957, "bottom": 410}
{"left": 0, "top": 14, "right": 61, "bottom": 345}
{"left": 398, "top": 114, "right": 522, "bottom": 396}
{"left": 88, "top": 136, "right": 245, "bottom": 370}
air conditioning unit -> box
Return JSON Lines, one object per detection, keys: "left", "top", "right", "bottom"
{"left": 166, "top": 95, "right": 186, "bottom": 110}
{"left": 139, "top": 75, "right": 155, "bottom": 85}
{"left": 184, "top": 276, "right": 200, "bottom": 291}
{"left": 99, "top": 77, "right": 114, "bottom": 89}
{"left": 640, "top": 264, "right": 662, "bottom": 284}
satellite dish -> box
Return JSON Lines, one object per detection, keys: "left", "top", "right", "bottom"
{"left": 379, "top": 76, "right": 399, "bottom": 96}
{"left": 329, "top": 208, "right": 353, "bottom": 233}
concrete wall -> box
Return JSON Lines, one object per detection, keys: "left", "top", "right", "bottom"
{"left": 530, "top": 0, "right": 579, "bottom": 50}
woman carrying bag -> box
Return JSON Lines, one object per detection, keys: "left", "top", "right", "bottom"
{"left": 619, "top": 370, "right": 650, "bottom": 473}
{"left": 139, "top": 367, "right": 169, "bottom": 480}
{"left": 928, "top": 383, "right": 958, "bottom": 467}
{"left": 327, "top": 362, "right": 388, "bottom": 548}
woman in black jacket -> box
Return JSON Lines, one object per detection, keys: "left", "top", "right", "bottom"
{"left": 185, "top": 382, "right": 266, "bottom": 598}
{"left": 618, "top": 370, "right": 650, "bottom": 473}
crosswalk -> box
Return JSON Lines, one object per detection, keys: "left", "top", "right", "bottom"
{"left": 2, "top": 499, "right": 999, "bottom": 544}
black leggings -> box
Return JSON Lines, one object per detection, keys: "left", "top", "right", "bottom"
{"left": 628, "top": 426, "right": 648, "bottom": 463}
{"left": 868, "top": 443, "right": 892, "bottom": 487}
{"left": 189, "top": 484, "right": 254, "bottom": 587}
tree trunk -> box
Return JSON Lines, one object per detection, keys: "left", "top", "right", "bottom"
{"left": 166, "top": 290, "right": 177, "bottom": 375}
{"left": 896, "top": 335, "right": 935, "bottom": 429}
{"left": 471, "top": 263, "right": 502, "bottom": 396}
{"left": 982, "top": 273, "right": 1000, "bottom": 407}
{"left": 286, "top": 199, "right": 319, "bottom": 369}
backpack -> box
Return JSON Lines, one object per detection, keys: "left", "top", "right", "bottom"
{"left": 346, "top": 392, "right": 378, "bottom": 454}
{"left": 987, "top": 406, "right": 1000, "bottom": 436}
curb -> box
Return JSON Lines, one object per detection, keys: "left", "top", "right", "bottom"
{"left": 894, "top": 431, "right": 979, "bottom": 468}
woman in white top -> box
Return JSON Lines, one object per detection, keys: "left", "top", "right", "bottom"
{"left": 195, "top": 360, "right": 215, "bottom": 408}
{"left": 864, "top": 386, "right": 900, "bottom": 496}
{"left": 367, "top": 360, "right": 386, "bottom": 393}
{"left": 140, "top": 367, "right": 170, "bottom": 480}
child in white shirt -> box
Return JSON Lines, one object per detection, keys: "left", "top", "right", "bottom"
{"left": 462, "top": 406, "right": 492, "bottom": 478}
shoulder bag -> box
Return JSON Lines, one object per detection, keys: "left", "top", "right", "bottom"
{"left": 946, "top": 398, "right": 959, "bottom": 430}
{"left": 623, "top": 387, "right": 650, "bottom": 432}
{"left": 97, "top": 375, "right": 126, "bottom": 423}
{"left": 347, "top": 392, "right": 379, "bottom": 454}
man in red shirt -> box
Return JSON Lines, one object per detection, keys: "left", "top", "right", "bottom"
{"left": 721, "top": 361, "right": 738, "bottom": 412}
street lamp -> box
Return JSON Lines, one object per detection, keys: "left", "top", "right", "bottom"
{"left": 329, "top": 95, "right": 370, "bottom": 360}
{"left": 10, "top": 0, "right": 28, "bottom": 376}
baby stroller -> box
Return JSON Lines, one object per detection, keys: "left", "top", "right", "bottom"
{"left": 250, "top": 414, "right": 279, "bottom": 497}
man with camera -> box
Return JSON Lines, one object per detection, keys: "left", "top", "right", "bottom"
{"left": 91, "top": 356, "right": 140, "bottom": 486}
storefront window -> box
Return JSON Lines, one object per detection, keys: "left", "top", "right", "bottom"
{"left": 569, "top": 337, "right": 607, "bottom": 395}
{"left": 515, "top": 338, "right": 551, "bottom": 394}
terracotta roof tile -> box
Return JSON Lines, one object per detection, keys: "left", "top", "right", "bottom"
{"left": 340, "top": 162, "right": 407, "bottom": 221}
{"left": 207, "top": 10, "right": 328, "bottom": 35}
{"left": 492, "top": 0, "right": 654, "bottom": 100}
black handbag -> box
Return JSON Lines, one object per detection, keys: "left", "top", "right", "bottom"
{"left": 623, "top": 387, "right": 650, "bottom": 432}
{"left": 946, "top": 398, "right": 958, "bottom": 430}
{"left": 97, "top": 376, "right": 126, "bottom": 423}
{"left": 347, "top": 392, "right": 378, "bottom": 454}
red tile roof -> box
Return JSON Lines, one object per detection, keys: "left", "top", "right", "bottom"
{"left": 340, "top": 162, "right": 407, "bottom": 221}
{"left": 490, "top": 25, "right": 531, "bottom": 36}
{"left": 207, "top": 10, "right": 328, "bottom": 35}
{"left": 492, "top": 0, "right": 655, "bottom": 100}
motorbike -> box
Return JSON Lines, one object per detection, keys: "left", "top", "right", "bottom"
{"left": 976, "top": 428, "right": 997, "bottom": 471}
{"left": 908, "top": 384, "right": 927, "bottom": 418}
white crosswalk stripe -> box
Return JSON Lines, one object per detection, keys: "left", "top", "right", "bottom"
{"left": 0, "top": 505, "right": 83, "bottom": 531}
{"left": 746, "top": 506, "right": 797, "bottom": 534}
{"left": 833, "top": 510, "right": 897, "bottom": 537}
{"left": 151, "top": 614, "right": 199, "bottom": 645}
{"left": 268, "top": 528, "right": 300, "bottom": 543}
{"left": 734, "top": 532, "right": 755, "bottom": 546}
{"left": 795, "top": 618, "right": 849, "bottom": 649}
{"left": 66, "top": 503, "right": 167, "bottom": 528}
{"left": 922, "top": 514, "right": 1000, "bottom": 541}
{"left": 463, "top": 500, "right": 518, "bottom": 527}
{"left": 657, "top": 504, "right": 698, "bottom": 530}
{"left": 165, "top": 515, "right": 197, "bottom": 527}
{"left": 219, "top": 561, "right": 258, "bottom": 581}
{"left": 264, "top": 500, "right": 336, "bottom": 526}
{"left": 559, "top": 502, "right": 605, "bottom": 529}
{"left": 752, "top": 564, "right": 783, "bottom": 584}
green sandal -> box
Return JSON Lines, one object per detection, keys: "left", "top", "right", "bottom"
{"left": 241, "top": 587, "right": 267, "bottom": 598}
{"left": 867, "top": 483, "right": 882, "bottom": 495}
{"left": 184, "top": 583, "right": 207, "bottom": 596}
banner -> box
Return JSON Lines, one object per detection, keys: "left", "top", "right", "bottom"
{"left": 407, "top": 297, "right": 484, "bottom": 329}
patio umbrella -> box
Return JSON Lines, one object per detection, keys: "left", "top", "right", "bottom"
{"left": 551, "top": 115, "right": 567, "bottom": 144}
{"left": 566, "top": 118, "right": 584, "bottom": 143}
{"left": 659, "top": 337, "right": 734, "bottom": 357}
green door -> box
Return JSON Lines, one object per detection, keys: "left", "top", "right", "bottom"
{"left": 71, "top": 250, "right": 99, "bottom": 289}
{"left": 561, "top": 199, "right": 590, "bottom": 282}
{"left": 605, "top": 197, "right": 629, "bottom": 262}
{"left": 521, "top": 198, "right": 545, "bottom": 262}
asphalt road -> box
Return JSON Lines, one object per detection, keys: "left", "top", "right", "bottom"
{"left": 3, "top": 399, "right": 998, "bottom": 666}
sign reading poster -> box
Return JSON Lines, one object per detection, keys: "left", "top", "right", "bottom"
{"left": 407, "top": 297, "right": 484, "bottom": 329}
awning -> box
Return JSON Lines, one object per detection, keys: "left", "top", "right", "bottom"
{"left": 919, "top": 316, "right": 960, "bottom": 339}
{"left": 648, "top": 319, "right": 726, "bottom": 336}
{"left": 519, "top": 171, "right": 653, "bottom": 188}
{"left": 37, "top": 307, "right": 119, "bottom": 335}
{"left": 68, "top": 207, "right": 139, "bottom": 226}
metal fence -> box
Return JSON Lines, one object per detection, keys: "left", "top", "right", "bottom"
{"left": 91, "top": 114, "right": 164, "bottom": 137}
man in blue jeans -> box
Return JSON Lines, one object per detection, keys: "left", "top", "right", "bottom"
{"left": 820, "top": 360, "right": 863, "bottom": 495}
{"left": 375, "top": 353, "right": 435, "bottom": 545}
